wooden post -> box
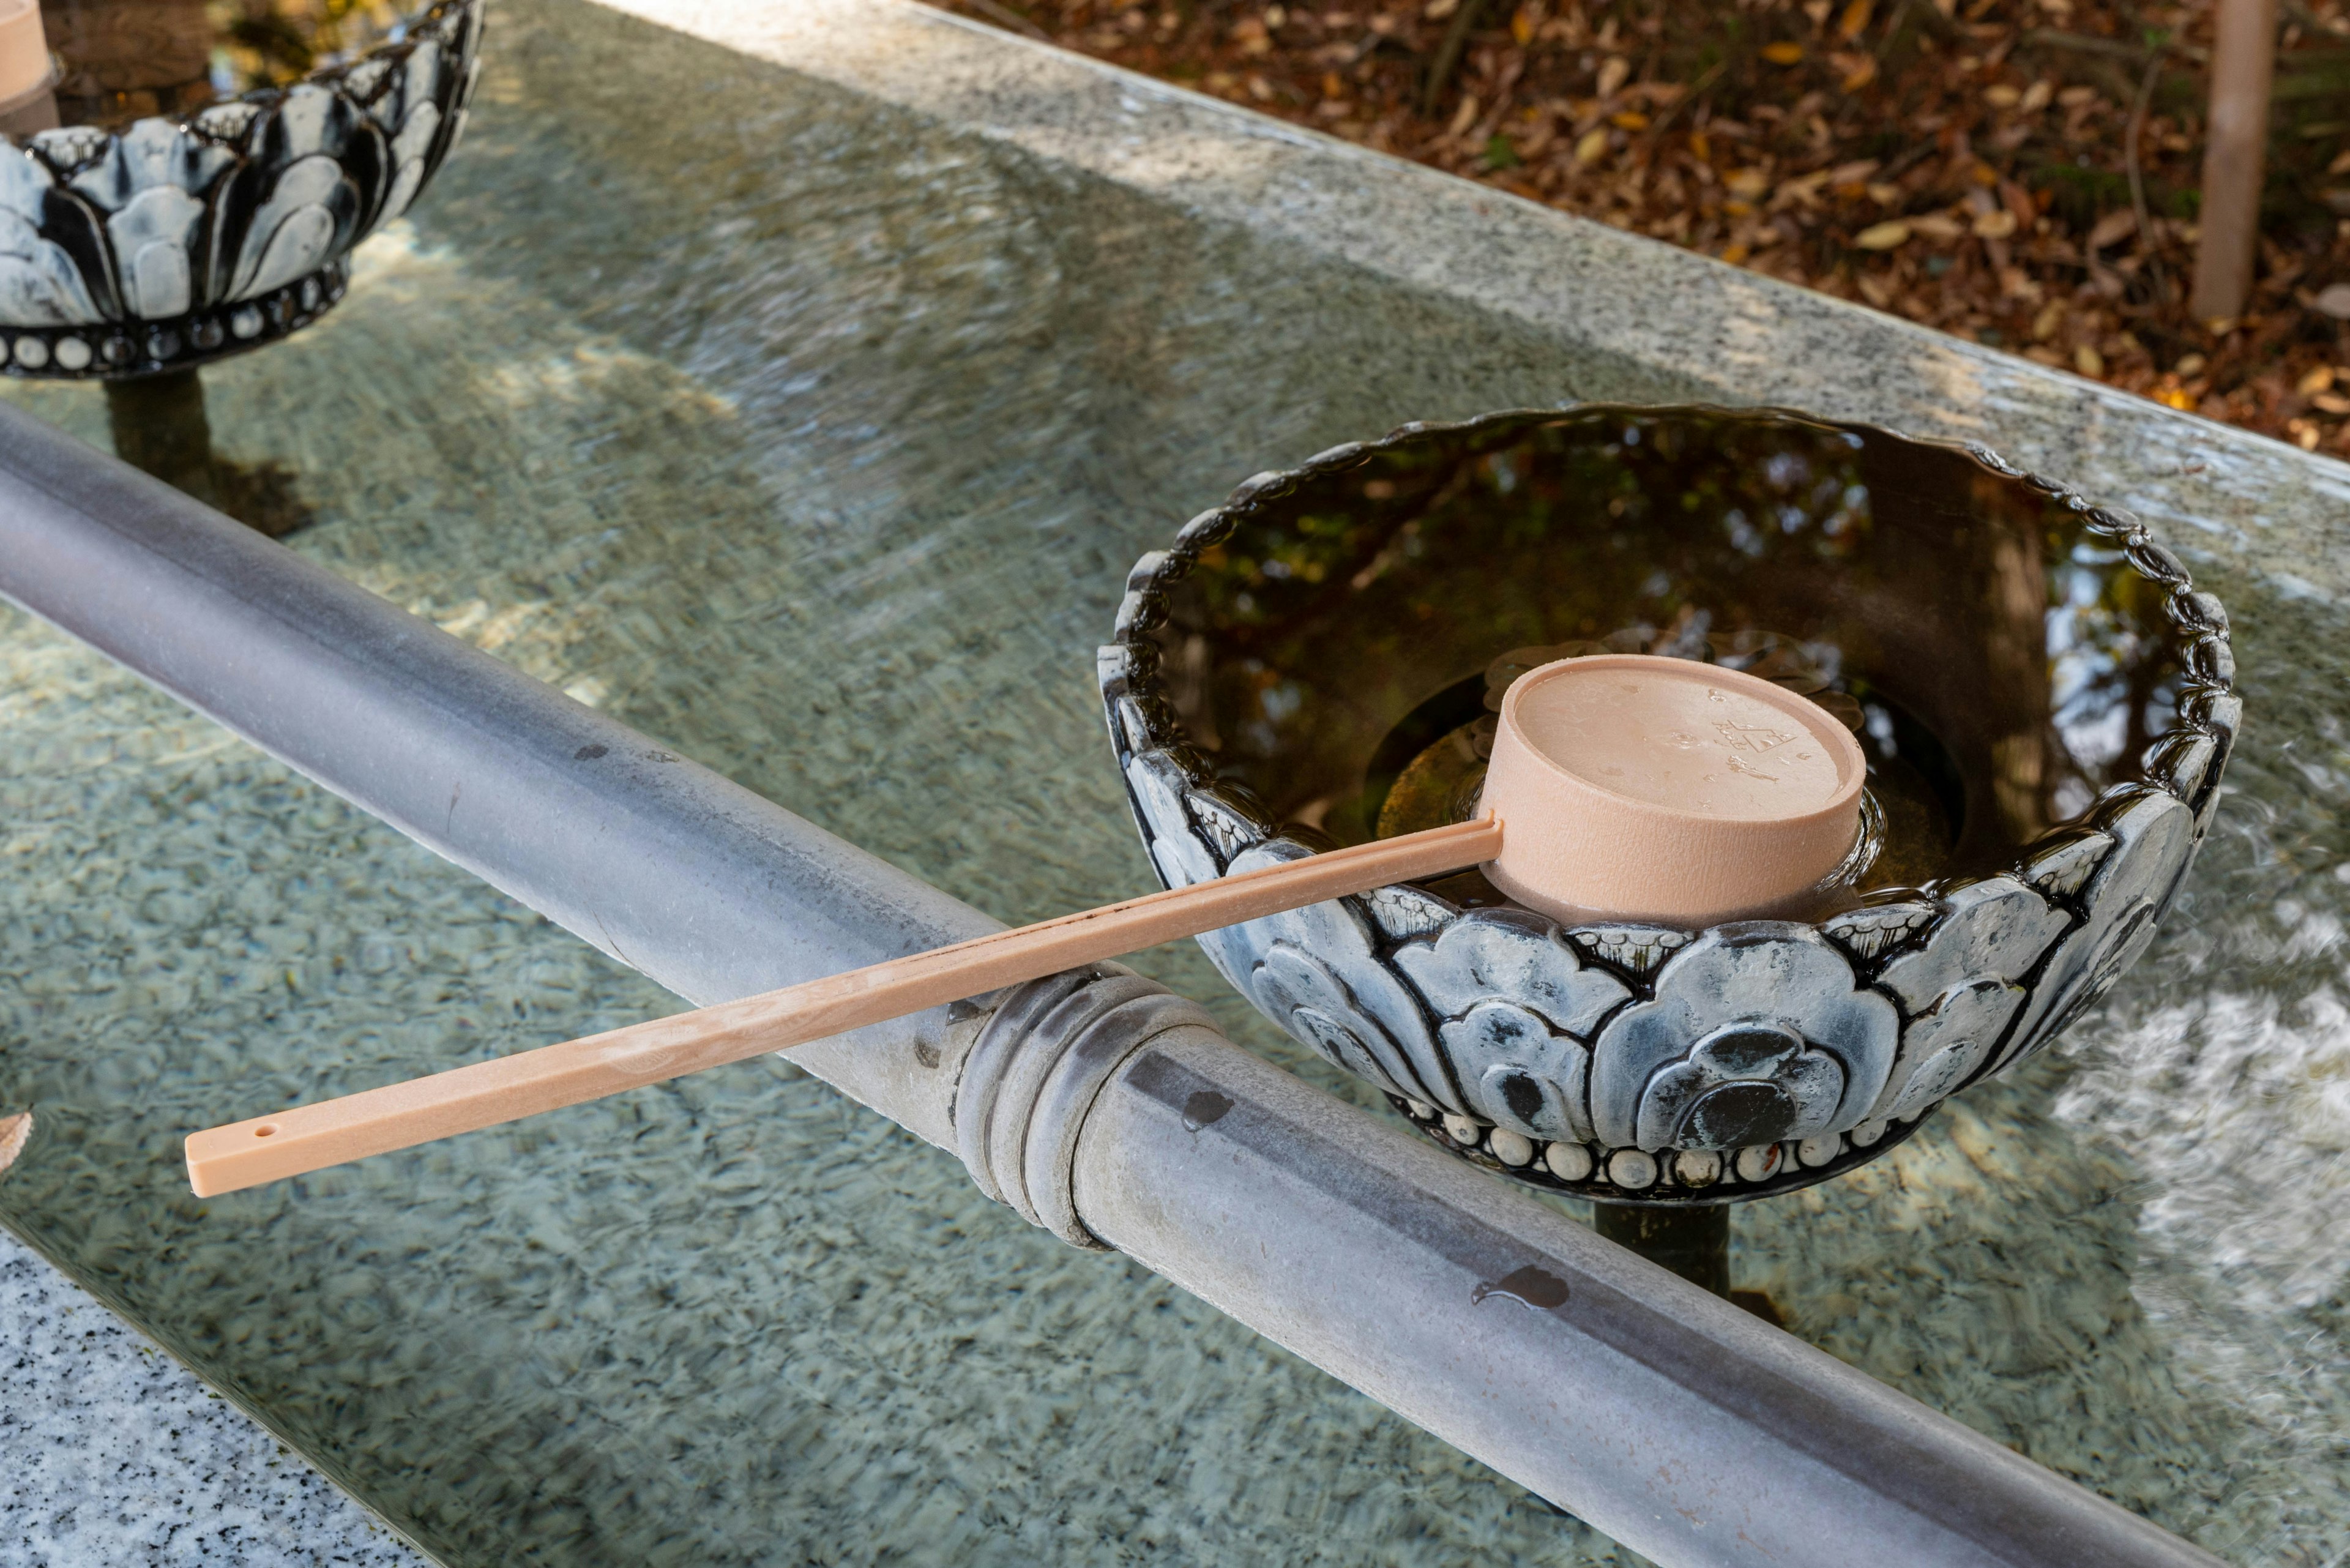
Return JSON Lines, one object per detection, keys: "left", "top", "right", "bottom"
{"left": 2190, "top": 0, "right": 2280, "bottom": 324}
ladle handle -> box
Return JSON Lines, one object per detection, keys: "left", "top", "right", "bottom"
{"left": 185, "top": 815, "right": 1504, "bottom": 1197}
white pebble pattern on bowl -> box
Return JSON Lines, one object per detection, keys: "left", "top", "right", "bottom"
{"left": 1606, "top": 1149, "right": 1658, "bottom": 1190}
{"left": 1392, "top": 1098, "right": 1953, "bottom": 1201}
{"left": 1488, "top": 1127, "right": 1534, "bottom": 1167}
{"left": 1543, "top": 1141, "right": 1594, "bottom": 1181}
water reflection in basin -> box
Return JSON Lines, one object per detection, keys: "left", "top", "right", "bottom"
{"left": 1154, "top": 408, "right": 2188, "bottom": 889}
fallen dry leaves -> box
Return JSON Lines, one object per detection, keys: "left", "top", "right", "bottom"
{"left": 939, "top": 0, "right": 2350, "bottom": 455}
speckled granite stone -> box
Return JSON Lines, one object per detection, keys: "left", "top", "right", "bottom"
{"left": 0, "top": 1228, "right": 430, "bottom": 1568}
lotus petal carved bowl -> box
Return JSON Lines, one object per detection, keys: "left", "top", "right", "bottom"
{"left": 0, "top": 0, "right": 481, "bottom": 379}
{"left": 1099, "top": 406, "right": 2237, "bottom": 1205}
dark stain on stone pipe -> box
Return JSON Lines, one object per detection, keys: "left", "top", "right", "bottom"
{"left": 1181, "top": 1090, "right": 1233, "bottom": 1132}
{"left": 1472, "top": 1264, "right": 1569, "bottom": 1311}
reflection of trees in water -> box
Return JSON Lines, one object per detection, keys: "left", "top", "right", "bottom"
{"left": 2045, "top": 549, "right": 2177, "bottom": 823}
{"left": 211, "top": 0, "right": 410, "bottom": 89}
{"left": 37, "top": 0, "right": 406, "bottom": 129}
{"left": 42, "top": 0, "right": 215, "bottom": 127}
{"left": 1983, "top": 518, "right": 2050, "bottom": 846}
{"left": 1172, "top": 416, "right": 1877, "bottom": 802}
{"left": 1168, "top": 416, "right": 1884, "bottom": 822}
{"left": 1158, "top": 412, "right": 2179, "bottom": 884}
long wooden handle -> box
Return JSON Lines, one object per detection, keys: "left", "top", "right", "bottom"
{"left": 185, "top": 815, "right": 1504, "bottom": 1197}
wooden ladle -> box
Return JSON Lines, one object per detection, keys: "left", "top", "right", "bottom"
{"left": 185, "top": 655, "right": 1862, "bottom": 1197}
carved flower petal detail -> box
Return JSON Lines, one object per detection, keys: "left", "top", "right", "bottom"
{"left": 1253, "top": 943, "right": 1435, "bottom": 1106}
{"left": 0, "top": 0, "right": 477, "bottom": 362}
{"left": 1124, "top": 752, "right": 1218, "bottom": 889}
{"left": 1633, "top": 1022, "right": 1848, "bottom": 1151}
{"left": 1871, "top": 977, "right": 2017, "bottom": 1122}
{"left": 1876, "top": 876, "right": 2070, "bottom": 1011}
{"left": 1821, "top": 900, "right": 1934, "bottom": 964}
{"left": 1393, "top": 908, "right": 1631, "bottom": 1038}
{"left": 1438, "top": 1001, "right": 1596, "bottom": 1142}
{"left": 1870, "top": 875, "right": 2070, "bottom": 1119}
{"left": 1389, "top": 909, "right": 1629, "bottom": 1140}
{"left": 1589, "top": 925, "right": 1897, "bottom": 1150}
{"left": 1996, "top": 788, "right": 2198, "bottom": 1069}
{"left": 0, "top": 212, "right": 103, "bottom": 326}
{"left": 70, "top": 119, "right": 238, "bottom": 211}
{"left": 1204, "top": 838, "right": 1463, "bottom": 1114}
{"left": 231, "top": 152, "right": 360, "bottom": 301}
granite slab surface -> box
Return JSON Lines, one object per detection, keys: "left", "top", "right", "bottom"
{"left": 0, "top": 1226, "right": 430, "bottom": 1568}
{"left": 602, "top": 0, "right": 2350, "bottom": 607}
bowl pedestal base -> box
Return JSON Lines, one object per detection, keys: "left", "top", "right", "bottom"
{"left": 104, "top": 370, "right": 311, "bottom": 539}
{"left": 1591, "top": 1203, "right": 1784, "bottom": 1324}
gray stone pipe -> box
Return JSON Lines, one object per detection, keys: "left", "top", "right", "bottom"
{"left": 0, "top": 401, "right": 2223, "bottom": 1568}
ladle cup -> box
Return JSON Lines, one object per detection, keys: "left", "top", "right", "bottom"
{"left": 184, "top": 655, "right": 1865, "bottom": 1196}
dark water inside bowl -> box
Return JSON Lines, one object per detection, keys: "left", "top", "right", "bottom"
{"left": 1156, "top": 408, "right": 2187, "bottom": 903}
{"left": 29, "top": 0, "right": 416, "bottom": 133}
